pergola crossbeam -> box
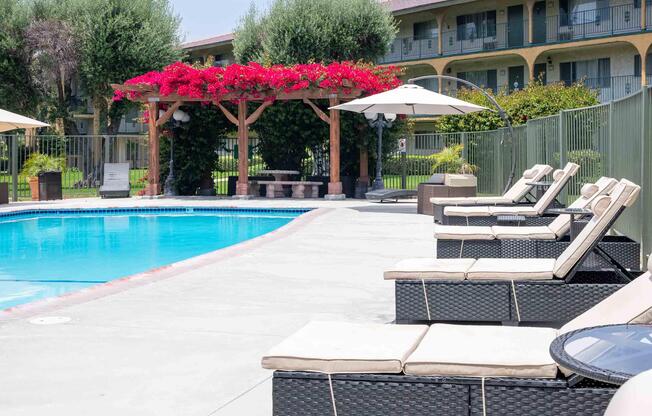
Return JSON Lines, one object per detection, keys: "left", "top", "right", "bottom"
{"left": 155, "top": 101, "right": 183, "bottom": 127}
{"left": 303, "top": 98, "right": 330, "bottom": 125}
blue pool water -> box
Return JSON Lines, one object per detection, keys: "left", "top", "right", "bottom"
{"left": 0, "top": 208, "right": 307, "bottom": 310}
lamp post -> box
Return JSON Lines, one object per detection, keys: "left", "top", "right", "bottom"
{"left": 365, "top": 112, "right": 396, "bottom": 191}
{"left": 408, "top": 75, "right": 517, "bottom": 192}
{"left": 164, "top": 109, "right": 190, "bottom": 196}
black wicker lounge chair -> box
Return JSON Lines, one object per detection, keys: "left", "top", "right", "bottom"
{"left": 434, "top": 177, "right": 640, "bottom": 272}
{"left": 264, "top": 269, "right": 652, "bottom": 416}
{"left": 431, "top": 163, "right": 553, "bottom": 223}
{"left": 385, "top": 179, "right": 641, "bottom": 325}
{"left": 439, "top": 162, "right": 579, "bottom": 225}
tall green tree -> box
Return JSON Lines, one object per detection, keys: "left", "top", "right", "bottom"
{"left": 232, "top": 0, "right": 403, "bottom": 184}
{"left": 0, "top": 0, "right": 39, "bottom": 114}
{"left": 76, "top": 0, "right": 182, "bottom": 134}
{"left": 234, "top": 0, "right": 397, "bottom": 65}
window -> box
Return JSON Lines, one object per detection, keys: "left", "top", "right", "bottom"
{"left": 560, "top": 58, "right": 611, "bottom": 88}
{"left": 560, "top": 0, "right": 609, "bottom": 25}
{"left": 634, "top": 53, "right": 652, "bottom": 76}
{"left": 413, "top": 20, "right": 437, "bottom": 40}
{"left": 457, "top": 70, "right": 498, "bottom": 93}
{"left": 456, "top": 11, "right": 497, "bottom": 40}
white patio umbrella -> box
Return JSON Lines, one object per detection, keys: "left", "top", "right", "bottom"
{"left": 329, "top": 83, "right": 487, "bottom": 115}
{"left": 0, "top": 108, "right": 49, "bottom": 133}
{"left": 329, "top": 83, "right": 487, "bottom": 192}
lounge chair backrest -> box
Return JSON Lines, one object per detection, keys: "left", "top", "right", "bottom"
{"left": 559, "top": 255, "right": 652, "bottom": 335}
{"left": 532, "top": 162, "right": 580, "bottom": 214}
{"left": 552, "top": 179, "right": 641, "bottom": 278}
{"left": 103, "top": 163, "right": 129, "bottom": 186}
{"left": 502, "top": 164, "right": 553, "bottom": 202}
{"left": 547, "top": 177, "right": 618, "bottom": 236}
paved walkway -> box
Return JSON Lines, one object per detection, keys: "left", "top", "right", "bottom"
{"left": 0, "top": 198, "right": 433, "bottom": 415}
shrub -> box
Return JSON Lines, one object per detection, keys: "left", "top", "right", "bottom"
{"left": 20, "top": 152, "right": 65, "bottom": 177}
{"left": 430, "top": 145, "right": 477, "bottom": 174}
{"left": 435, "top": 80, "right": 600, "bottom": 133}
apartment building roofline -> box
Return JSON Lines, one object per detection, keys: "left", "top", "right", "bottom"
{"left": 182, "top": 33, "right": 234, "bottom": 51}
{"left": 382, "top": 0, "right": 475, "bottom": 16}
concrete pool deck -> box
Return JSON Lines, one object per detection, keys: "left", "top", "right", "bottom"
{"left": 0, "top": 197, "right": 434, "bottom": 415}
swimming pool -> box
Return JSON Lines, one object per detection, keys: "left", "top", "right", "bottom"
{"left": 0, "top": 207, "right": 308, "bottom": 310}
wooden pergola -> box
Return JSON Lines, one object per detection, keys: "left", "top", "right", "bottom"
{"left": 111, "top": 83, "right": 365, "bottom": 198}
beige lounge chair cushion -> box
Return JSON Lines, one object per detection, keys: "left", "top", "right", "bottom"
{"left": 560, "top": 262, "right": 652, "bottom": 336}
{"left": 530, "top": 163, "right": 580, "bottom": 214}
{"left": 261, "top": 321, "right": 428, "bottom": 374}
{"left": 384, "top": 258, "right": 476, "bottom": 281}
{"left": 430, "top": 196, "right": 512, "bottom": 206}
{"left": 502, "top": 164, "right": 553, "bottom": 202}
{"left": 443, "top": 206, "right": 491, "bottom": 217}
{"left": 604, "top": 369, "right": 652, "bottom": 416}
{"left": 488, "top": 205, "right": 539, "bottom": 216}
{"left": 553, "top": 180, "right": 640, "bottom": 278}
{"left": 434, "top": 224, "right": 494, "bottom": 240}
{"left": 466, "top": 258, "right": 555, "bottom": 280}
{"left": 404, "top": 324, "right": 559, "bottom": 378}
{"left": 491, "top": 226, "right": 556, "bottom": 240}
{"left": 547, "top": 177, "right": 618, "bottom": 237}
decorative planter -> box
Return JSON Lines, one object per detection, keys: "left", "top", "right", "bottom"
{"left": 29, "top": 177, "right": 39, "bottom": 201}
{"left": 32, "top": 172, "right": 62, "bottom": 201}
{"left": 0, "top": 182, "right": 8, "bottom": 204}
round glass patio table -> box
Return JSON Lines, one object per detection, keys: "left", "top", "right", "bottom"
{"left": 550, "top": 324, "right": 652, "bottom": 385}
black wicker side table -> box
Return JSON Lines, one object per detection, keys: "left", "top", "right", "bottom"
{"left": 550, "top": 324, "right": 652, "bottom": 385}
{"left": 526, "top": 181, "right": 553, "bottom": 200}
{"left": 546, "top": 207, "right": 593, "bottom": 241}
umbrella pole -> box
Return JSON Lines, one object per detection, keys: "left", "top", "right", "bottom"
{"left": 408, "top": 75, "right": 517, "bottom": 192}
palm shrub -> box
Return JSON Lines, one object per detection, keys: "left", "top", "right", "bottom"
{"left": 431, "top": 145, "right": 477, "bottom": 174}
{"left": 20, "top": 152, "right": 65, "bottom": 177}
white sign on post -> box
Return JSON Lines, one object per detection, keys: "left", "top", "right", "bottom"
{"left": 398, "top": 137, "right": 407, "bottom": 153}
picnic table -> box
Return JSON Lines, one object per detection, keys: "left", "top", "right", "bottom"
{"left": 257, "top": 170, "right": 300, "bottom": 197}
{"left": 253, "top": 170, "right": 321, "bottom": 198}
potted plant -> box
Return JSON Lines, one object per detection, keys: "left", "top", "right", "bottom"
{"left": 431, "top": 145, "right": 478, "bottom": 188}
{"left": 20, "top": 153, "right": 65, "bottom": 201}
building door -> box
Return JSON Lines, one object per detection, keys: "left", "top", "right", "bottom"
{"left": 532, "top": 1, "right": 547, "bottom": 43}
{"left": 509, "top": 65, "right": 525, "bottom": 92}
{"left": 533, "top": 63, "right": 547, "bottom": 84}
{"left": 508, "top": 5, "right": 524, "bottom": 47}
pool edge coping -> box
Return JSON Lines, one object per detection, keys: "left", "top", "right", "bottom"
{"left": 0, "top": 206, "right": 331, "bottom": 322}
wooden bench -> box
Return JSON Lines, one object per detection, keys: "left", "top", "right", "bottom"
{"left": 253, "top": 180, "right": 323, "bottom": 199}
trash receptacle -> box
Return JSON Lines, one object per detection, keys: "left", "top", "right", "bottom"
{"left": 38, "top": 172, "right": 62, "bottom": 201}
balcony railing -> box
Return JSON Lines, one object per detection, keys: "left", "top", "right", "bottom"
{"left": 534, "top": 3, "right": 643, "bottom": 44}
{"left": 412, "top": 75, "right": 646, "bottom": 103}
{"left": 378, "top": 3, "right": 647, "bottom": 64}
{"left": 565, "top": 75, "right": 645, "bottom": 101}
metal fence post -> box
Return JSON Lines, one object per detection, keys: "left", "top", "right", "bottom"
{"left": 11, "top": 135, "right": 18, "bottom": 202}
{"left": 608, "top": 101, "right": 614, "bottom": 177}
{"left": 558, "top": 110, "right": 566, "bottom": 169}
{"left": 640, "top": 86, "right": 650, "bottom": 263}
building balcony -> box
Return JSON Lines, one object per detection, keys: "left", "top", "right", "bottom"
{"left": 378, "top": 3, "right": 648, "bottom": 64}
{"left": 413, "top": 75, "right": 648, "bottom": 103}
{"left": 534, "top": 3, "right": 644, "bottom": 45}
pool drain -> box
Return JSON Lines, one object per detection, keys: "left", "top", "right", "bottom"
{"left": 28, "top": 316, "right": 71, "bottom": 325}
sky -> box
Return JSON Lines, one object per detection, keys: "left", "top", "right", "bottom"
{"left": 170, "top": 0, "right": 271, "bottom": 43}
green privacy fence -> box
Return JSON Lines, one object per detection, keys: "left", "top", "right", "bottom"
{"left": 389, "top": 86, "right": 651, "bottom": 259}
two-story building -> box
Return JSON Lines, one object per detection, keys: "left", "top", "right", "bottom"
{"left": 380, "top": 0, "right": 652, "bottom": 103}
{"left": 184, "top": 0, "right": 652, "bottom": 104}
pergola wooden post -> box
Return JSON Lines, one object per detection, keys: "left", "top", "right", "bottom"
{"left": 112, "top": 83, "right": 359, "bottom": 199}
{"left": 236, "top": 100, "right": 249, "bottom": 196}
{"left": 327, "top": 95, "right": 343, "bottom": 198}
{"left": 146, "top": 100, "right": 160, "bottom": 195}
